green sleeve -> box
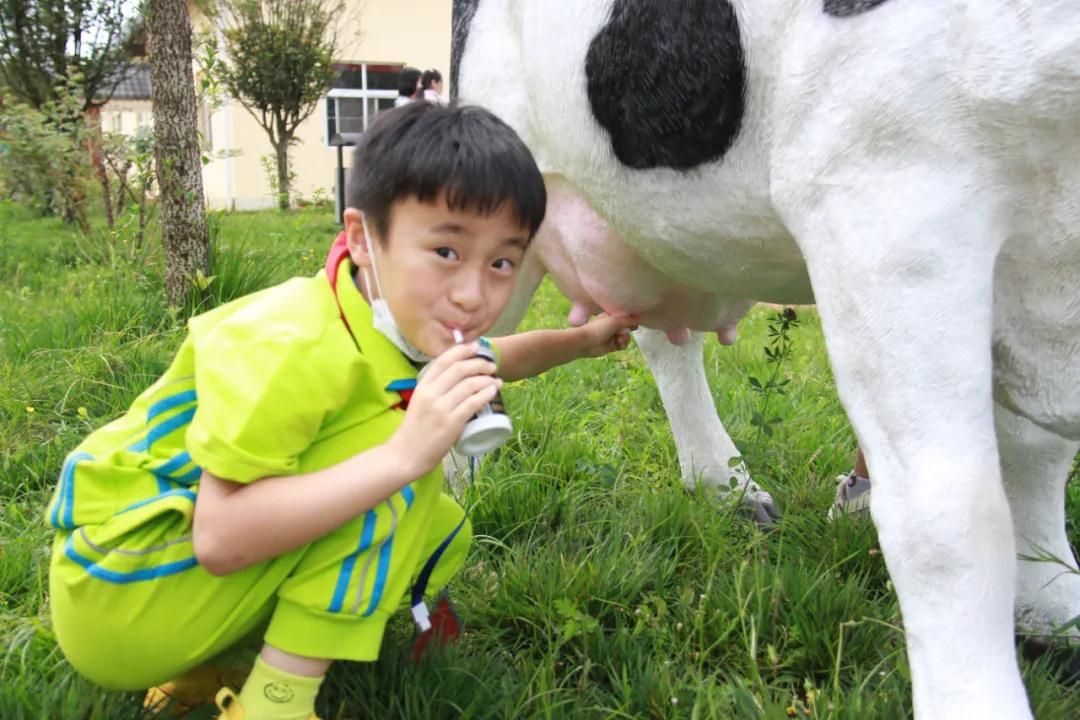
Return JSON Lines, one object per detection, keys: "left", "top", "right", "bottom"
{"left": 186, "top": 316, "right": 349, "bottom": 484}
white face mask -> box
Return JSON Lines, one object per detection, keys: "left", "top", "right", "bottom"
{"left": 358, "top": 214, "right": 432, "bottom": 363}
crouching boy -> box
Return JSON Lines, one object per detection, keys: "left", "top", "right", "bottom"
{"left": 46, "top": 102, "right": 637, "bottom": 719}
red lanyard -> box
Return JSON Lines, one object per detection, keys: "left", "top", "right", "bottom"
{"left": 325, "top": 231, "right": 356, "bottom": 340}
{"left": 326, "top": 232, "right": 416, "bottom": 407}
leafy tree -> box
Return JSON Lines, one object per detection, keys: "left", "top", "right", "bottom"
{"left": 214, "top": 0, "right": 348, "bottom": 209}
{"left": 0, "top": 0, "right": 133, "bottom": 111}
{"left": 147, "top": 0, "right": 210, "bottom": 307}
{"left": 98, "top": 126, "right": 157, "bottom": 245}
{"left": 1, "top": 1, "right": 143, "bottom": 226}
{"left": 0, "top": 86, "right": 95, "bottom": 231}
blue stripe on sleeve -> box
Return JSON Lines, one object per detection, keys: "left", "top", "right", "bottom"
{"left": 115, "top": 488, "right": 197, "bottom": 516}
{"left": 128, "top": 407, "right": 197, "bottom": 453}
{"left": 51, "top": 453, "right": 93, "bottom": 529}
{"left": 171, "top": 466, "right": 203, "bottom": 486}
{"left": 146, "top": 390, "right": 197, "bottom": 423}
{"left": 49, "top": 457, "right": 70, "bottom": 528}
{"left": 150, "top": 452, "right": 202, "bottom": 488}
{"left": 153, "top": 452, "right": 192, "bottom": 477}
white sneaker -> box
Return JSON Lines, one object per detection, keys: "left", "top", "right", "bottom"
{"left": 827, "top": 472, "right": 872, "bottom": 520}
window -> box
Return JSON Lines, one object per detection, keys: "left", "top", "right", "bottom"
{"left": 324, "top": 63, "right": 402, "bottom": 146}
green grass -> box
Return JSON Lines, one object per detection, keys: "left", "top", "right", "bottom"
{"left": 1, "top": 200, "right": 1077, "bottom": 719}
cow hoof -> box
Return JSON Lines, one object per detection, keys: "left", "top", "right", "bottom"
{"left": 1018, "top": 633, "right": 1080, "bottom": 682}
{"left": 730, "top": 488, "right": 781, "bottom": 526}
{"left": 827, "top": 471, "right": 872, "bottom": 521}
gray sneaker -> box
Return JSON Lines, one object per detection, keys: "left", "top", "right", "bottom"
{"left": 827, "top": 472, "right": 872, "bottom": 520}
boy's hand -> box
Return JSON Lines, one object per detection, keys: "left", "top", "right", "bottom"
{"left": 576, "top": 313, "right": 640, "bottom": 358}
{"left": 388, "top": 343, "right": 500, "bottom": 476}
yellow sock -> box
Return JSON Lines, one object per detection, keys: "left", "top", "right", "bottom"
{"left": 236, "top": 655, "right": 322, "bottom": 720}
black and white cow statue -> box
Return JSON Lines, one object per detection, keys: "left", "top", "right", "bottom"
{"left": 453, "top": 1, "right": 1080, "bottom": 717}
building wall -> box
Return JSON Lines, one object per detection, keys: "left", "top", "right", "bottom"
{"left": 99, "top": 100, "right": 154, "bottom": 137}
{"left": 201, "top": 0, "right": 452, "bottom": 210}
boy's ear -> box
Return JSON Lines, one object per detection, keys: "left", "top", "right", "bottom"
{"left": 343, "top": 208, "right": 374, "bottom": 270}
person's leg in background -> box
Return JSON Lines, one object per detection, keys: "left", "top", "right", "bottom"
{"left": 829, "top": 447, "right": 872, "bottom": 519}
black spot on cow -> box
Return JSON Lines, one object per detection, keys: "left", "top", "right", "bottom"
{"left": 586, "top": 0, "right": 745, "bottom": 171}
{"left": 824, "top": 0, "right": 892, "bottom": 18}
{"left": 451, "top": 0, "right": 481, "bottom": 102}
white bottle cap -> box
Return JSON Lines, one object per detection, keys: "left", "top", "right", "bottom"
{"left": 454, "top": 413, "right": 512, "bottom": 457}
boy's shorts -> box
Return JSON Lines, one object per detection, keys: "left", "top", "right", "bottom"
{"left": 49, "top": 469, "right": 469, "bottom": 691}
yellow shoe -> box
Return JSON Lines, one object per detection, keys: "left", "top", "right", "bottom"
{"left": 144, "top": 665, "right": 251, "bottom": 715}
{"left": 214, "top": 687, "right": 323, "bottom": 720}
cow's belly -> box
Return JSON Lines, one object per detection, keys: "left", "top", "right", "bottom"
{"left": 534, "top": 163, "right": 813, "bottom": 306}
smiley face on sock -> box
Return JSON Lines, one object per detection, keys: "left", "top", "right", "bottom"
{"left": 263, "top": 681, "right": 295, "bottom": 704}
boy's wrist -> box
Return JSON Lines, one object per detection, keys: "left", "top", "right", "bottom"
{"left": 381, "top": 432, "right": 434, "bottom": 482}
{"left": 569, "top": 323, "right": 593, "bottom": 358}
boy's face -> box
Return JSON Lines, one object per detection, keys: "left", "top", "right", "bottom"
{"left": 344, "top": 195, "right": 529, "bottom": 356}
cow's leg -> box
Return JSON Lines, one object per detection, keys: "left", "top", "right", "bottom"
{"left": 634, "top": 327, "right": 778, "bottom": 523}
{"left": 996, "top": 403, "right": 1080, "bottom": 644}
{"left": 444, "top": 251, "right": 548, "bottom": 490}
{"left": 488, "top": 249, "right": 547, "bottom": 336}
{"left": 793, "top": 209, "right": 1029, "bottom": 717}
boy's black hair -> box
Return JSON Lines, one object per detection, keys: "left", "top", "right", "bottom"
{"left": 347, "top": 102, "right": 547, "bottom": 242}
{"left": 422, "top": 68, "right": 443, "bottom": 90}
{"left": 398, "top": 66, "right": 422, "bottom": 98}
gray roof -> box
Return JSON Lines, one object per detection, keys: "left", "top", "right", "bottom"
{"left": 106, "top": 64, "right": 152, "bottom": 100}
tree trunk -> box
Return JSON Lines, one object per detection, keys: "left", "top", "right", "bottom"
{"left": 274, "top": 138, "right": 291, "bottom": 210}
{"left": 147, "top": 0, "right": 209, "bottom": 307}
{"left": 93, "top": 138, "right": 116, "bottom": 229}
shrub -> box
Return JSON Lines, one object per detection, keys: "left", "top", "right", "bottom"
{"left": 0, "top": 88, "right": 95, "bottom": 231}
